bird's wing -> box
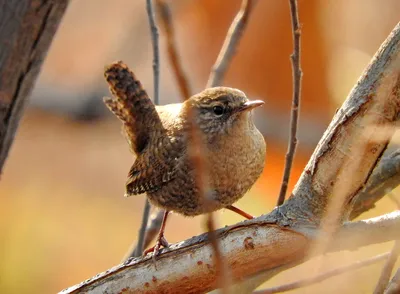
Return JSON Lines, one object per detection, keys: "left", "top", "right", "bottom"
{"left": 125, "top": 136, "right": 186, "bottom": 196}
{"left": 125, "top": 157, "right": 176, "bottom": 195}
{"left": 103, "top": 61, "right": 163, "bottom": 155}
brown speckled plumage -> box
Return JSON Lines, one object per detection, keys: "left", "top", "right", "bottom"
{"left": 104, "top": 61, "right": 266, "bottom": 217}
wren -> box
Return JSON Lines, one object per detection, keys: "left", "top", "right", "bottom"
{"left": 104, "top": 61, "right": 266, "bottom": 257}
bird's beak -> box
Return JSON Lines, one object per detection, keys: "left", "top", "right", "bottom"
{"left": 239, "top": 100, "right": 265, "bottom": 112}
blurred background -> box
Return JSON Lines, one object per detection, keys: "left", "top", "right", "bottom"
{"left": 1, "top": 0, "right": 399, "bottom": 293}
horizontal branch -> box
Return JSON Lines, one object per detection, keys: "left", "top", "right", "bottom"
{"left": 255, "top": 252, "right": 390, "bottom": 294}
{"left": 60, "top": 211, "right": 400, "bottom": 294}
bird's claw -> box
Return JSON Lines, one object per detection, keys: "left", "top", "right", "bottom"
{"left": 143, "top": 235, "right": 169, "bottom": 262}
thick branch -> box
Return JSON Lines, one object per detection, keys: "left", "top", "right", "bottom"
{"left": 351, "top": 149, "right": 400, "bottom": 219}
{"left": 60, "top": 211, "right": 400, "bottom": 294}
{"left": 0, "top": 0, "right": 69, "bottom": 172}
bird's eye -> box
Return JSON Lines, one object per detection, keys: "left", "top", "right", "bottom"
{"left": 213, "top": 105, "right": 224, "bottom": 116}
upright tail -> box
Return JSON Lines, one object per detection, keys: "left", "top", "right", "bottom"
{"left": 104, "top": 61, "right": 162, "bottom": 154}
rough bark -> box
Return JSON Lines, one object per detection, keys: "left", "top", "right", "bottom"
{"left": 0, "top": 0, "right": 69, "bottom": 172}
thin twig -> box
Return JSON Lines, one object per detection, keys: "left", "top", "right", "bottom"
{"left": 123, "top": 209, "right": 165, "bottom": 261}
{"left": 128, "top": 0, "right": 161, "bottom": 259}
{"left": 155, "top": 0, "right": 191, "bottom": 99}
{"left": 254, "top": 253, "right": 389, "bottom": 294}
{"left": 206, "top": 212, "right": 231, "bottom": 294}
{"left": 373, "top": 194, "right": 400, "bottom": 294}
{"left": 133, "top": 200, "right": 151, "bottom": 257}
{"left": 385, "top": 267, "right": 400, "bottom": 294}
{"left": 146, "top": 0, "right": 160, "bottom": 104}
{"left": 374, "top": 243, "right": 400, "bottom": 294}
{"left": 206, "top": 0, "right": 254, "bottom": 88}
{"left": 276, "top": 0, "right": 302, "bottom": 206}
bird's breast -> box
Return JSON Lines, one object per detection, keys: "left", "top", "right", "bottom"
{"left": 207, "top": 126, "right": 266, "bottom": 204}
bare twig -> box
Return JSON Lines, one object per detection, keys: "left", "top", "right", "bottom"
{"left": 254, "top": 253, "right": 389, "bottom": 294}
{"left": 128, "top": 0, "right": 161, "bottom": 259}
{"left": 206, "top": 212, "right": 231, "bottom": 294}
{"left": 206, "top": 0, "right": 254, "bottom": 88}
{"left": 276, "top": 0, "right": 302, "bottom": 206}
{"left": 155, "top": 0, "right": 191, "bottom": 99}
{"left": 374, "top": 243, "right": 400, "bottom": 294}
{"left": 123, "top": 209, "right": 165, "bottom": 260}
{"left": 132, "top": 200, "right": 151, "bottom": 257}
{"left": 373, "top": 194, "right": 400, "bottom": 294}
{"left": 146, "top": 0, "right": 160, "bottom": 105}
{"left": 385, "top": 267, "right": 400, "bottom": 294}
{"left": 142, "top": 210, "right": 165, "bottom": 249}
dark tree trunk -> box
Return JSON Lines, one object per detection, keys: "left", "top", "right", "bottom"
{"left": 0, "top": 0, "right": 69, "bottom": 172}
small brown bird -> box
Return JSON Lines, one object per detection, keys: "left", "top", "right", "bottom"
{"left": 104, "top": 61, "right": 266, "bottom": 256}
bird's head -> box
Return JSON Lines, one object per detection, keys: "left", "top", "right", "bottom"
{"left": 184, "top": 87, "right": 264, "bottom": 138}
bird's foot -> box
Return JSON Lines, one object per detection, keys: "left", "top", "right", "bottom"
{"left": 143, "top": 235, "right": 169, "bottom": 262}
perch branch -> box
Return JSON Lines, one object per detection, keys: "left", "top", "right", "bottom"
{"left": 60, "top": 211, "right": 400, "bottom": 294}
{"left": 276, "top": 0, "right": 302, "bottom": 206}
{"left": 254, "top": 252, "right": 389, "bottom": 294}
{"left": 0, "top": 0, "right": 68, "bottom": 173}
{"left": 206, "top": 0, "right": 254, "bottom": 87}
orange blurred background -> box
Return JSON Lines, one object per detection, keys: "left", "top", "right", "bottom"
{"left": 1, "top": 1, "right": 399, "bottom": 293}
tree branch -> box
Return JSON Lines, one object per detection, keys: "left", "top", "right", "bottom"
{"left": 254, "top": 252, "right": 389, "bottom": 294}
{"left": 351, "top": 149, "right": 400, "bottom": 219}
{"left": 277, "top": 0, "right": 302, "bottom": 206}
{"left": 0, "top": 0, "right": 69, "bottom": 173}
{"left": 206, "top": 0, "right": 254, "bottom": 88}
{"left": 155, "top": 0, "right": 191, "bottom": 100}
{"left": 385, "top": 267, "right": 400, "bottom": 294}
{"left": 60, "top": 211, "right": 400, "bottom": 294}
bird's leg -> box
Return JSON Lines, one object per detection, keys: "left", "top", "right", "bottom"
{"left": 226, "top": 205, "right": 254, "bottom": 220}
{"left": 143, "top": 210, "right": 170, "bottom": 259}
